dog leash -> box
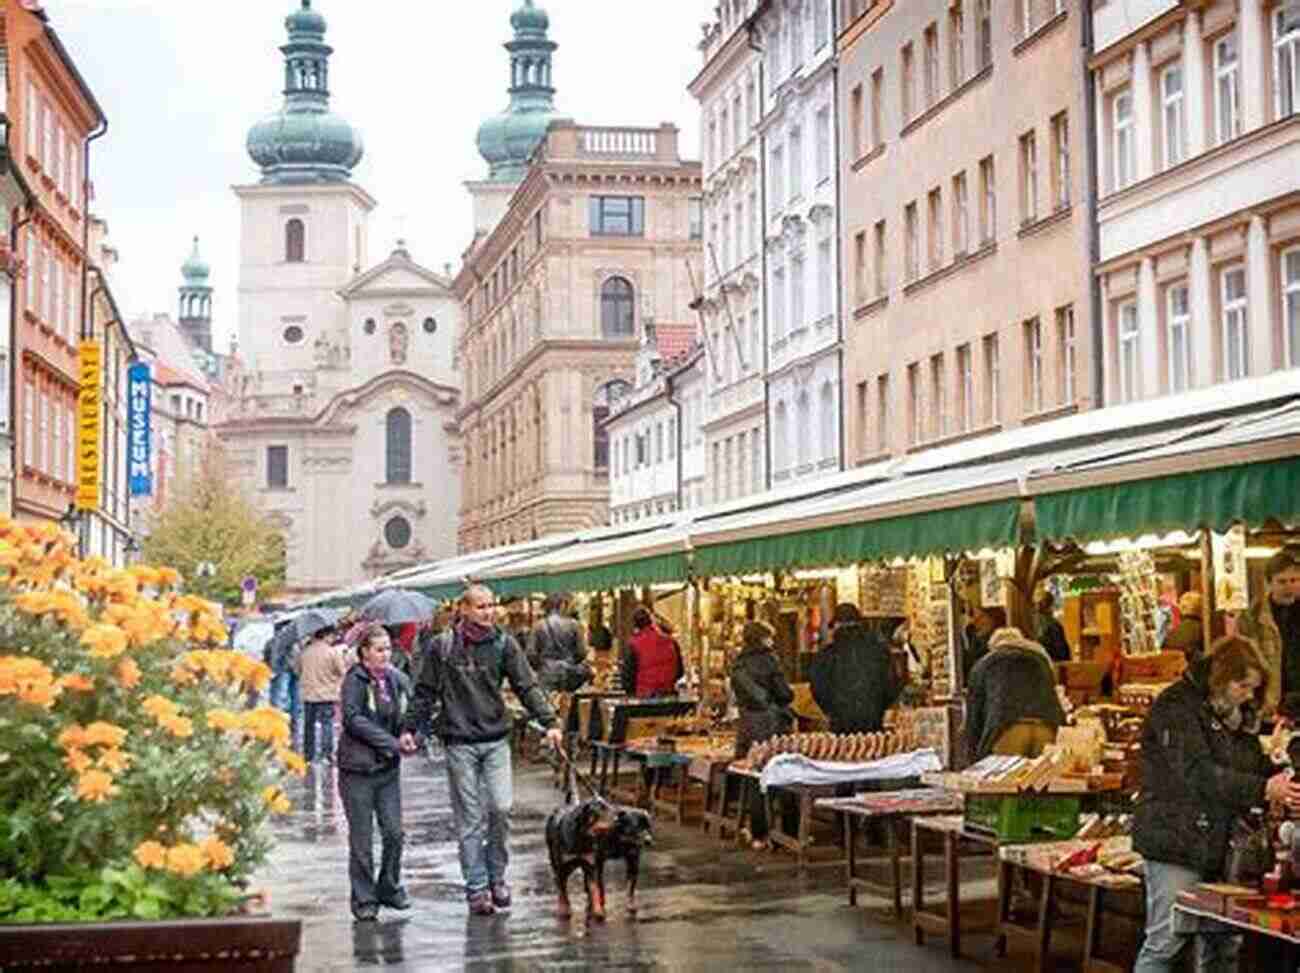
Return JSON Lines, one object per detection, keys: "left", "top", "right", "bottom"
{"left": 530, "top": 721, "right": 605, "bottom": 800}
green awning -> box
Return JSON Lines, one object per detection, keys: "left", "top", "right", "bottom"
{"left": 693, "top": 498, "right": 1022, "bottom": 577}
{"left": 542, "top": 551, "right": 689, "bottom": 593}
{"left": 1035, "top": 455, "right": 1300, "bottom": 543}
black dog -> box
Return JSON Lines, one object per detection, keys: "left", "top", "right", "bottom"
{"left": 545, "top": 798, "right": 654, "bottom": 920}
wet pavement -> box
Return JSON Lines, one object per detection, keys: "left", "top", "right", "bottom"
{"left": 260, "top": 751, "right": 1030, "bottom": 972}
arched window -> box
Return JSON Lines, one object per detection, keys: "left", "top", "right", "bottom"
{"left": 819, "top": 381, "right": 836, "bottom": 463}
{"left": 385, "top": 407, "right": 412, "bottom": 484}
{"left": 285, "top": 219, "right": 305, "bottom": 263}
{"left": 600, "top": 276, "right": 635, "bottom": 338}
{"left": 774, "top": 401, "right": 788, "bottom": 472}
{"left": 796, "top": 392, "right": 811, "bottom": 469}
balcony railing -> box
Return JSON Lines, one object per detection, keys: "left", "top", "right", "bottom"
{"left": 580, "top": 127, "right": 659, "bottom": 157}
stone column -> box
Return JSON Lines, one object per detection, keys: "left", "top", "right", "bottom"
{"left": 1138, "top": 256, "right": 1159, "bottom": 399}
{"left": 1132, "top": 43, "right": 1154, "bottom": 182}
{"left": 1184, "top": 9, "right": 1208, "bottom": 157}
{"left": 1188, "top": 237, "right": 1214, "bottom": 388}
{"left": 1247, "top": 213, "right": 1276, "bottom": 377}
{"left": 1239, "top": 0, "right": 1268, "bottom": 133}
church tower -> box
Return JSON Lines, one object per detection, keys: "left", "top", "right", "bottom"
{"left": 177, "top": 236, "right": 213, "bottom": 353}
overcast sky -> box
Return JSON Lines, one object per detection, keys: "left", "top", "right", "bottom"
{"left": 45, "top": 0, "right": 708, "bottom": 350}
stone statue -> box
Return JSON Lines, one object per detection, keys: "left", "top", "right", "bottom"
{"left": 389, "top": 322, "right": 408, "bottom": 365}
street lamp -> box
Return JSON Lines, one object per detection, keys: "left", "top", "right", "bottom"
{"left": 194, "top": 560, "right": 217, "bottom": 600}
{"left": 58, "top": 503, "right": 85, "bottom": 557}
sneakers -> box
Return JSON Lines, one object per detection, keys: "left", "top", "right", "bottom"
{"left": 468, "top": 891, "right": 496, "bottom": 916}
{"left": 379, "top": 890, "right": 412, "bottom": 911}
{"left": 352, "top": 903, "right": 378, "bottom": 922}
{"left": 490, "top": 883, "right": 512, "bottom": 910}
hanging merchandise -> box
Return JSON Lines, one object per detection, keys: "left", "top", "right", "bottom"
{"left": 980, "top": 557, "right": 1005, "bottom": 608}
{"left": 1116, "top": 550, "right": 1160, "bottom": 655}
{"left": 1214, "top": 525, "right": 1249, "bottom": 612}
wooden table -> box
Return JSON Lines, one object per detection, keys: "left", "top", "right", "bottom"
{"left": 1175, "top": 902, "right": 1300, "bottom": 968}
{"left": 911, "top": 814, "right": 1002, "bottom": 959}
{"left": 817, "top": 789, "right": 964, "bottom": 916}
{"left": 620, "top": 746, "right": 697, "bottom": 819}
{"left": 691, "top": 755, "right": 736, "bottom": 840}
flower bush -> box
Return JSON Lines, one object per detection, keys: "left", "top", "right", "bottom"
{"left": 0, "top": 519, "right": 300, "bottom": 923}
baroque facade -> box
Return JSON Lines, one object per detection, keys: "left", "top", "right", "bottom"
{"left": 454, "top": 2, "right": 702, "bottom": 552}
{"left": 217, "top": 1, "right": 461, "bottom": 595}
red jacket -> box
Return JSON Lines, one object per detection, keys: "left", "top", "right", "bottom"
{"left": 627, "top": 626, "right": 681, "bottom": 698}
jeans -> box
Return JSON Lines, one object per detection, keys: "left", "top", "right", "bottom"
{"left": 445, "top": 737, "right": 512, "bottom": 898}
{"left": 303, "top": 701, "right": 335, "bottom": 762}
{"left": 339, "top": 766, "right": 404, "bottom": 911}
{"left": 270, "top": 671, "right": 301, "bottom": 751}
{"left": 1135, "top": 859, "right": 1241, "bottom": 973}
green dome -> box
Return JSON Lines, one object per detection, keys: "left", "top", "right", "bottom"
{"left": 511, "top": 0, "right": 549, "bottom": 34}
{"left": 285, "top": 0, "right": 326, "bottom": 37}
{"left": 477, "top": 107, "right": 562, "bottom": 182}
{"left": 181, "top": 236, "right": 210, "bottom": 282}
{"left": 477, "top": 0, "right": 562, "bottom": 182}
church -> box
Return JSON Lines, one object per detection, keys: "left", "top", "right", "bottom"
{"left": 216, "top": 0, "right": 462, "bottom": 596}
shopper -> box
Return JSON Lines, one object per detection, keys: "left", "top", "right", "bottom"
{"left": 1035, "top": 593, "right": 1072, "bottom": 663}
{"left": 527, "top": 591, "right": 592, "bottom": 692}
{"left": 621, "top": 607, "right": 683, "bottom": 698}
{"left": 338, "top": 624, "right": 414, "bottom": 922}
{"left": 1163, "top": 591, "right": 1206, "bottom": 663}
{"left": 268, "top": 637, "right": 302, "bottom": 753}
{"left": 960, "top": 605, "right": 1006, "bottom": 685}
{"left": 1235, "top": 547, "right": 1300, "bottom": 712}
{"left": 1133, "top": 636, "right": 1300, "bottom": 972}
{"left": 401, "top": 584, "right": 562, "bottom": 916}
{"left": 731, "top": 621, "right": 796, "bottom": 851}
{"left": 294, "top": 626, "right": 348, "bottom": 764}
{"left": 964, "top": 626, "right": 1066, "bottom": 762}
{"left": 808, "top": 603, "right": 900, "bottom": 734}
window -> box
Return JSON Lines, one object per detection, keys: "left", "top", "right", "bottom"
{"left": 1215, "top": 34, "right": 1241, "bottom": 145}
{"left": 873, "top": 220, "right": 887, "bottom": 296}
{"left": 1113, "top": 90, "right": 1135, "bottom": 190}
{"left": 752, "top": 425, "right": 763, "bottom": 490}
{"left": 854, "top": 231, "right": 868, "bottom": 302}
{"left": 707, "top": 119, "right": 716, "bottom": 173}
{"left": 1118, "top": 302, "right": 1141, "bottom": 402}
{"left": 1286, "top": 249, "right": 1300, "bottom": 367}
{"left": 789, "top": 126, "right": 803, "bottom": 200}
{"left": 655, "top": 422, "right": 664, "bottom": 464}
{"left": 747, "top": 76, "right": 757, "bottom": 127}
{"left": 979, "top": 155, "right": 996, "bottom": 244}
{"left": 748, "top": 191, "right": 758, "bottom": 257}
{"left": 720, "top": 107, "right": 730, "bottom": 161}
{"left": 1020, "top": 0, "right": 1037, "bottom": 37}
{"left": 876, "top": 374, "right": 891, "bottom": 452}
{"left": 1025, "top": 317, "right": 1044, "bottom": 413}
{"left": 907, "top": 363, "right": 923, "bottom": 444}
{"left": 791, "top": 8, "right": 804, "bottom": 70}
{"left": 904, "top": 202, "right": 919, "bottom": 282}
{"left": 23, "top": 381, "right": 33, "bottom": 469}
{"left": 953, "top": 172, "right": 970, "bottom": 255}
{"left": 1050, "top": 112, "right": 1070, "bottom": 210}
{"left": 1221, "top": 266, "right": 1249, "bottom": 380}
{"left": 24, "top": 234, "right": 34, "bottom": 313}
{"left": 871, "top": 68, "right": 884, "bottom": 149}
{"left": 724, "top": 437, "right": 734, "bottom": 499}
{"left": 1056, "top": 305, "right": 1076, "bottom": 404}
{"left": 957, "top": 343, "right": 974, "bottom": 431}
{"left": 977, "top": 0, "right": 992, "bottom": 71}
{"left": 814, "top": 0, "right": 829, "bottom": 50}
{"left": 590, "top": 196, "right": 645, "bottom": 236}
{"left": 667, "top": 416, "right": 676, "bottom": 460}
{"left": 901, "top": 43, "right": 915, "bottom": 122}
{"left": 267, "top": 445, "right": 288, "bottom": 488}
{"left": 1277, "top": 7, "right": 1300, "bottom": 119}
{"left": 0, "top": 354, "right": 8, "bottom": 434}
{"left": 282, "top": 325, "right": 304, "bottom": 345}
{"left": 1020, "top": 130, "right": 1038, "bottom": 224}
{"left": 774, "top": 402, "right": 788, "bottom": 471}
{"left": 285, "top": 219, "right": 305, "bottom": 263}
{"left": 819, "top": 382, "right": 835, "bottom": 461}
{"left": 39, "top": 391, "right": 48, "bottom": 473}
{"left": 930, "top": 354, "right": 948, "bottom": 439}
{"left": 385, "top": 516, "right": 412, "bottom": 550}
{"left": 816, "top": 107, "right": 831, "bottom": 183}
{"left": 770, "top": 142, "right": 784, "bottom": 212}
{"left": 924, "top": 24, "right": 940, "bottom": 108}
{"left": 1161, "top": 65, "right": 1186, "bottom": 169}
{"left": 817, "top": 237, "right": 832, "bottom": 321}
{"left": 927, "top": 187, "right": 944, "bottom": 270}
{"left": 772, "top": 263, "right": 786, "bottom": 340}
{"left": 983, "top": 333, "right": 1000, "bottom": 424}
{"left": 950, "top": 3, "right": 965, "bottom": 90}
{"left": 1167, "top": 284, "right": 1192, "bottom": 393}
{"left": 851, "top": 84, "right": 865, "bottom": 157}
{"left": 734, "top": 198, "right": 744, "bottom": 267}
{"left": 750, "top": 307, "right": 761, "bottom": 370}
{"left": 688, "top": 197, "right": 702, "bottom": 240}
{"left": 790, "top": 253, "right": 805, "bottom": 331}
{"left": 386, "top": 407, "right": 412, "bottom": 484}
{"left": 600, "top": 276, "right": 635, "bottom": 338}
{"left": 856, "top": 380, "right": 870, "bottom": 456}
{"left": 734, "top": 95, "right": 744, "bottom": 148}
{"left": 25, "top": 81, "right": 36, "bottom": 161}
{"left": 51, "top": 398, "right": 62, "bottom": 481}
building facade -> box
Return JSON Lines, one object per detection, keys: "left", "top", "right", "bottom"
{"left": 455, "top": 2, "right": 702, "bottom": 552}
{"left": 5, "top": 3, "right": 105, "bottom": 526}
{"left": 839, "top": 0, "right": 1094, "bottom": 464}
{"left": 757, "top": 0, "right": 845, "bottom": 487}
{"left": 1091, "top": 0, "right": 1300, "bottom": 403}
{"left": 691, "top": 1, "right": 769, "bottom": 506}
{"left": 217, "top": 2, "right": 462, "bottom": 595}
{"left": 0, "top": 78, "right": 35, "bottom": 520}
{"left": 606, "top": 324, "right": 704, "bottom": 525}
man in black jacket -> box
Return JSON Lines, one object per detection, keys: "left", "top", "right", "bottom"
{"left": 527, "top": 592, "right": 592, "bottom": 693}
{"left": 809, "top": 604, "right": 901, "bottom": 734}
{"left": 401, "top": 584, "right": 562, "bottom": 917}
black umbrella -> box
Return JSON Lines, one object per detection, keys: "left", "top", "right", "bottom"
{"left": 360, "top": 588, "right": 437, "bottom": 626}
{"left": 264, "top": 608, "right": 345, "bottom": 665}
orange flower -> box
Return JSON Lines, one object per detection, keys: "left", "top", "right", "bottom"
{"left": 261, "top": 786, "right": 291, "bottom": 814}
{"left": 81, "top": 624, "right": 128, "bottom": 660}
{"left": 164, "top": 843, "right": 205, "bottom": 878}
{"left": 126, "top": 565, "right": 161, "bottom": 588}
{"left": 115, "top": 658, "right": 141, "bottom": 689}
{"left": 133, "top": 840, "right": 167, "bottom": 870}
{"left": 142, "top": 695, "right": 180, "bottom": 720}
{"left": 57, "top": 724, "right": 90, "bottom": 751}
{"left": 62, "top": 748, "right": 93, "bottom": 774}
{"left": 169, "top": 664, "right": 198, "bottom": 687}
{"left": 157, "top": 567, "right": 182, "bottom": 588}
{"left": 17, "top": 679, "right": 60, "bottom": 709}
{"left": 277, "top": 748, "right": 308, "bottom": 777}
{"left": 98, "top": 748, "right": 133, "bottom": 773}
{"left": 57, "top": 673, "right": 95, "bottom": 692}
{"left": 199, "top": 835, "right": 234, "bottom": 870}
{"left": 206, "top": 709, "right": 241, "bottom": 733}
{"left": 159, "top": 714, "right": 194, "bottom": 739}
{"left": 75, "top": 769, "right": 117, "bottom": 802}
{"left": 83, "top": 721, "right": 129, "bottom": 748}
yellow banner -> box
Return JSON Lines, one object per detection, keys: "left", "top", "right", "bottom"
{"left": 76, "top": 341, "right": 102, "bottom": 512}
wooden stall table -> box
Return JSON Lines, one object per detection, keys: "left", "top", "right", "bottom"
{"left": 724, "top": 767, "right": 847, "bottom": 870}
{"left": 618, "top": 745, "right": 694, "bottom": 815}
{"left": 1175, "top": 900, "right": 1300, "bottom": 969}
{"left": 817, "top": 788, "right": 964, "bottom": 917}
{"left": 692, "top": 754, "right": 737, "bottom": 840}
{"left": 911, "top": 814, "right": 1002, "bottom": 959}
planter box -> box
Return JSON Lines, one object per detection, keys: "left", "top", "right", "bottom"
{"left": 0, "top": 916, "right": 301, "bottom": 971}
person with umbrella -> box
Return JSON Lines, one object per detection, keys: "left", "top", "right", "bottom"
{"left": 294, "top": 620, "right": 349, "bottom": 764}
{"left": 265, "top": 608, "right": 343, "bottom": 753}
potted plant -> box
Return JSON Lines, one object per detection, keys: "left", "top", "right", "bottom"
{"left": 0, "top": 519, "right": 304, "bottom": 970}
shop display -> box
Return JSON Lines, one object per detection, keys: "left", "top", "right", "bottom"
{"left": 835, "top": 787, "right": 964, "bottom": 815}
{"left": 737, "top": 729, "right": 918, "bottom": 771}
{"left": 858, "top": 565, "right": 907, "bottom": 616}
{"left": 923, "top": 747, "right": 1124, "bottom": 795}
{"left": 1000, "top": 834, "right": 1143, "bottom": 887}
{"left": 906, "top": 560, "right": 953, "bottom": 699}
{"left": 1116, "top": 551, "right": 1161, "bottom": 655}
